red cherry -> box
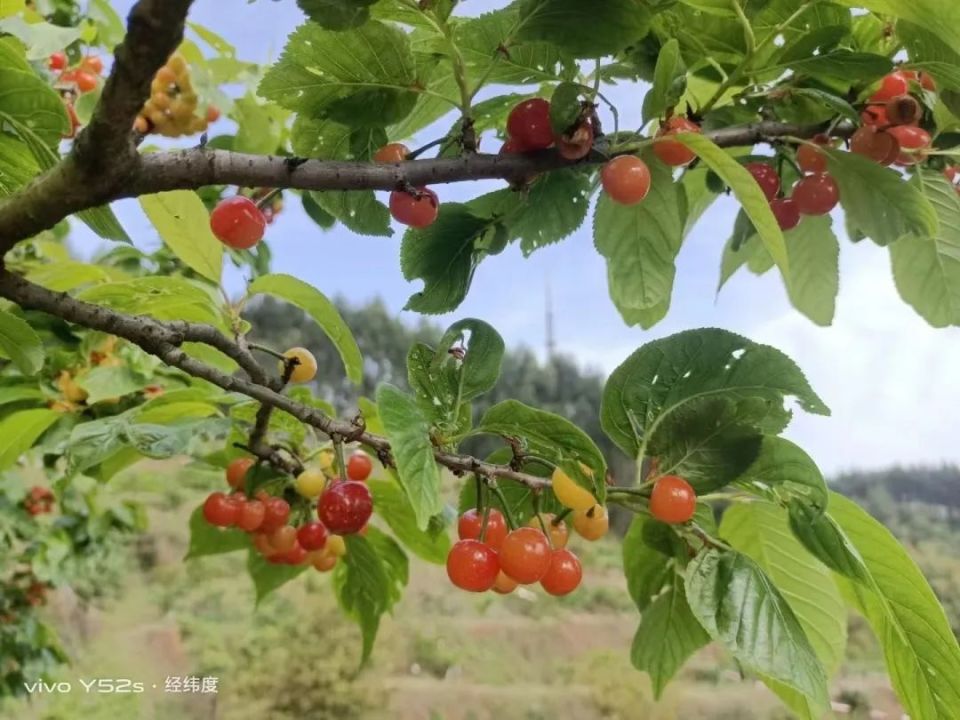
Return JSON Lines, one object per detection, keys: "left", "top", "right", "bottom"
{"left": 80, "top": 55, "right": 103, "bottom": 75}
{"left": 797, "top": 136, "right": 829, "bottom": 174}
{"left": 601, "top": 156, "right": 652, "bottom": 205}
{"left": 652, "top": 116, "right": 700, "bottom": 167}
{"left": 318, "top": 481, "right": 373, "bottom": 535}
{"left": 744, "top": 162, "right": 780, "bottom": 201}
{"left": 793, "top": 173, "right": 840, "bottom": 216}
{"left": 499, "top": 137, "right": 528, "bottom": 154}
{"left": 389, "top": 187, "right": 439, "bottom": 228}
{"left": 296, "top": 521, "right": 329, "bottom": 551}
{"left": 48, "top": 52, "right": 66, "bottom": 71}
{"left": 770, "top": 197, "right": 801, "bottom": 231}
{"left": 457, "top": 508, "right": 508, "bottom": 551}
{"left": 498, "top": 527, "right": 552, "bottom": 584}
{"left": 75, "top": 70, "right": 98, "bottom": 93}
{"left": 885, "top": 95, "right": 922, "bottom": 126}
{"left": 273, "top": 542, "right": 308, "bottom": 565}
{"left": 446, "top": 540, "right": 500, "bottom": 592}
{"left": 205, "top": 105, "right": 221, "bottom": 123}
{"left": 539, "top": 549, "right": 583, "bottom": 596}
{"left": 870, "top": 71, "right": 909, "bottom": 102}
{"left": 850, "top": 126, "right": 900, "bottom": 165}
{"left": 236, "top": 500, "right": 266, "bottom": 532}
{"left": 887, "top": 124, "right": 931, "bottom": 151}
{"left": 374, "top": 143, "right": 410, "bottom": 163}
{"left": 346, "top": 452, "right": 373, "bottom": 482}
{"left": 861, "top": 104, "right": 889, "bottom": 128}
{"left": 506, "top": 98, "right": 553, "bottom": 150}
{"left": 226, "top": 457, "right": 255, "bottom": 490}
{"left": 919, "top": 71, "right": 937, "bottom": 92}
{"left": 203, "top": 492, "right": 240, "bottom": 527}
{"left": 210, "top": 196, "right": 266, "bottom": 250}
{"left": 649, "top": 475, "right": 697, "bottom": 524}
{"left": 260, "top": 497, "right": 291, "bottom": 533}
{"left": 944, "top": 166, "right": 958, "bottom": 183}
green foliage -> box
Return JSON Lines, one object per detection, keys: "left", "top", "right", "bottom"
{"left": 139, "top": 191, "right": 223, "bottom": 283}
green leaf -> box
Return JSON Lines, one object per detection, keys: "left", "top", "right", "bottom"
{"left": 185, "top": 505, "right": 249, "bottom": 559}
{"left": 782, "top": 215, "right": 839, "bottom": 326}
{"left": 435, "top": 318, "right": 505, "bottom": 403}
{"left": 829, "top": 492, "right": 960, "bottom": 719}
{"left": 890, "top": 172, "right": 960, "bottom": 327}
{"left": 89, "top": 0, "right": 125, "bottom": 48}
{"left": 296, "top": 0, "right": 377, "bottom": 29}
{"left": 232, "top": 95, "right": 286, "bottom": 155}
{"left": 247, "top": 550, "right": 307, "bottom": 606}
{"left": 642, "top": 38, "right": 686, "bottom": 123}
{"left": 775, "top": 50, "right": 891, "bottom": 79}
{"left": 140, "top": 191, "right": 223, "bottom": 283}
{"left": 516, "top": 0, "right": 650, "bottom": 58}
{"left": 457, "top": 450, "right": 563, "bottom": 527}
{"left": 363, "top": 526, "right": 409, "bottom": 607}
{"left": 0, "top": 408, "right": 59, "bottom": 472}
{"left": 0, "top": 307, "right": 43, "bottom": 374}
{"left": 25, "top": 260, "right": 110, "bottom": 292}
{"left": 0, "top": 67, "right": 69, "bottom": 145}
{"left": 836, "top": 0, "right": 960, "bottom": 50}
{"left": 368, "top": 480, "right": 450, "bottom": 564}
{"left": 721, "top": 503, "right": 847, "bottom": 717}
{"left": 685, "top": 548, "right": 829, "bottom": 712}
{"left": 0, "top": 36, "right": 30, "bottom": 71}
{"left": 375, "top": 384, "right": 442, "bottom": 530}
{"left": 406, "top": 342, "right": 468, "bottom": 433}
{"left": 311, "top": 190, "right": 392, "bottom": 237}
{"left": 899, "top": 22, "right": 960, "bottom": 90}
{"left": 259, "top": 21, "right": 418, "bottom": 127}
{"left": 509, "top": 169, "right": 592, "bottom": 256}
{"left": 476, "top": 400, "right": 607, "bottom": 503}
{"left": 0, "top": 133, "right": 39, "bottom": 195}
{"left": 733, "top": 436, "right": 828, "bottom": 513}
{"left": 77, "top": 277, "right": 226, "bottom": 328}
{"left": 622, "top": 515, "right": 674, "bottom": 612}
{"left": 0, "top": 381, "right": 44, "bottom": 408}
{"left": 401, "top": 204, "right": 492, "bottom": 314}
{"left": 674, "top": 133, "right": 789, "bottom": 277}
{"left": 549, "top": 82, "right": 582, "bottom": 135}
{"left": 788, "top": 88, "right": 860, "bottom": 122}
{"left": 247, "top": 273, "right": 363, "bottom": 384}
{"left": 75, "top": 365, "right": 149, "bottom": 404}
{"left": 0, "top": 16, "right": 81, "bottom": 62}
{"left": 600, "top": 328, "right": 829, "bottom": 459}
{"left": 631, "top": 575, "right": 710, "bottom": 699}
{"left": 456, "top": 7, "right": 564, "bottom": 85}
{"left": 825, "top": 148, "right": 938, "bottom": 246}
{"left": 787, "top": 502, "right": 871, "bottom": 584}
{"left": 332, "top": 534, "right": 393, "bottom": 662}
{"left": 593, "top": 156, "right": 684, "bottom": 326}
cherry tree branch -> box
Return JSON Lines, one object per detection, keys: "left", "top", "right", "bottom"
{"left": 0, "top": 269, "right": 549, "bottom": 490}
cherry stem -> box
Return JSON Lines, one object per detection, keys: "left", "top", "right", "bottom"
{"left": 488, "top": 482, "right": 516, "bottom": 530}
{"left": 332, "top": 435, "right": 347, "bottom": 481}
{"left": 408, "top": 137, "right": 446, "bottom": 160}
{"left": 249, "top": 342, "right": 287, "bottom": 361}
{"left": 552, "top": 508, "right": 572, "bottom": 525}
{"left": 255, "top": 187, "right": 282, "bottom": 210}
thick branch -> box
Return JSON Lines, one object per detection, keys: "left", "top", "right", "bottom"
{"left": 0, "top": 270, "right": 548, "bottom": 490}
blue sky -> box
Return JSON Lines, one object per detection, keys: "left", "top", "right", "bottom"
{"left": 78, "top": 0, "right": 960, "bottom": 474}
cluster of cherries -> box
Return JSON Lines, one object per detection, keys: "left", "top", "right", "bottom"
{"left": 202, "top": 449, "right": 374, "bottom": 572}
{"left": 48, "top": 51, "right": 104, "bottom": 139}
{"left": 23, "top": 486, "right": 55, "bottom": 516}
{"left": 0, "top": 571, "right": 51, "bottom": 624}
{"left": 133, "top": 53, "right": 219, "bottom": 137}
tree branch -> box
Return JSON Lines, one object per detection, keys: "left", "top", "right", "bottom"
{"left": 0, "top": 269, "right": 548, "bottom": 490}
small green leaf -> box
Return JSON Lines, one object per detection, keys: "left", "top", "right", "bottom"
{"left": 787, "top": 502, "right": 871, "bottom": 583}
{"left": 311, "top": 190, "right": 392, "bottom": 237}
{"left": 685, "top": 548, "right": 829, "bottom": 712}
{"left": 75, "top": 365, "right": 149, "bottom": 405}
{"left": 368, "top": 480, "right": 450, "bottom": 564}
{"left": 0, "top": 408, "right": 59, "bottom": 472}
{"left": 734, "top": 436, "right": 829, "bottom": 512}
{"left": 674, "top": 133, "right": 789, "bottom": 277}
{"left": 549, "top": 82, "right": 582, "bottom": 135}
{"left": 185, "top": 505, "right": 249, "bottom": 559}
{"left": 779, "top": 215, "right": 840, "bottom": 326}
{"left": 456, "top": 7, "right": 563, "bottom": 85}
{"left": 825, "top": 148, "right": 938, "bottom": 246}
{"left": 516, "top": 0, "right": 651, "bottom": 58}
{"left": 140, "top": 191, "right": 223, "bottom": 283}
{"left": 247, "top": 550, "right": 307, "bottom": 606}
{"left": 0, "top": 307, "right": 43, "bottom": 374}
{"left": 836, "top": 0, "right": 960, "bottom": 50}
{"left": 332, "top": 534, "right": 393, "bottom": 662}
{"left": 375, "top": 384, "right": 443, "bottom": 530}
{"left": 775, "top": 50, "right": 891, "bottom": 79}
{"left": 247, "top": 273, "right": 363, "bottom": 384}
{"left": 0, "top": 381, "right": 44, "bottom": 408}
{"left": 642, "top": 38, "right": 686, "bottom": 123}
{"left": 435, "top": 318, "right": 505, "bottom": 402}
{"left": 622, "top": 515, "right": 674, "bottom": 612}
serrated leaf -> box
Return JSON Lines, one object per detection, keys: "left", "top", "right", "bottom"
{"left": 476, "top": 400, "right": 607, "bottom": 503}
{"left": 401, "top": 204, "right": 492, "bottom": 314}
{"left": 622, "top": 515, "right": 674, "bottom": 612}
{"left": 368, "top": 480, "right": 450, "bottom": 564}
{"left": 332, "top": 534, "right": 393, "bottom": 661}
{"left": 247, "top": 273, "right": 363, "bottom": 384}
{"left": 889, "top": 172, "right": 960, "bottom": 327}
{"left": 782, "top": 215, "right": 839, "bottom": 326}
{"left": 642, "top": 38, "right": 686, "bottom": 123}
{"left": 185, "top": 505, "right": 249, "bottom": 559}
{"left": 259, "top": 21, "right": 418, "bottom": 127}
{"left": 0, "top": 307, "right": 43, "bottom": 374}
{"left": 788, "top": 501, "right": 871, "bottom": 583}
{"left": 0, "top": 133, "right": 39, "bottom": 195}
{"left": 0, "top": 408, "right": 59, "bottom": 471}
{"left": 733, "top": 436, "right": 828, "bottom": 512}
{"left": 685, "top": 548, "right": 830, "bottom": 712}
{"left": 375, "top": 384, "right": 442, "bottom": 530}
{"left": 789, "top": 88, "right": 860, "bottom": 121}
{"left": 435, "top": 318, "right": 505, "bottom": 402}
{"left": 825, "top": 148, "right": 938, "bottom": 246}
{"left": 0, "top": 67, "right": 68, "bottom": 145}
{"left": 674, "top": 133, "right": 789, "bottom": 277}
{"left": 594, "top": 157, "right": 683, "bottom": 326}
{"left": 140, "top": 191, "right": 223, "bottom": 283}
{"left": 248, "top": 550, "right": 307, "bottom": 606}
{"left": 828, "top": 492, "right": 960, "bottom": 719}
{"left": 600, "top": 328, "right": 829, "bottom": 459}
{"left": 456, "top": 7, "right": 564, "bottom": 85}
{"left": 510, "top": 169, "right": 592, "bottom": 256}
{"left": 297, "top": 0, "right": 376, "bottom": 29}
{"left": 774, "top": 50, "right": 891, "bottom": 79}
{"left": 516, "top": 0, "right": 650, "bottom": 58}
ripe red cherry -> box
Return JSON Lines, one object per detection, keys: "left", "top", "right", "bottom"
{"left": 870, "top": 71, "right": 909, "bottom": 102}
{"left": 272, "top": 542, "right": 308, "bottom": 565}
{"left": 318, "top": 480, "right": 373, "bottom": 535}
{"left": 374, "top": 143, "right": 409, "bottom": 164}
{"left": 81, "top": 55, "right": 103, "bottom": 75}
{"left": 75, "top": 70, "right": 98, "bottom": 93}
{"left": 226, "top": 457, "right": 255, "bottom": 490}
{"left": 540, "top": 548, "right": 582, "bottom": 596}
{"left": 446, "top": 540, "right": 500, "bottom": 592}
{"left": 653, "top": 116, "right": 700, "bottom": 166}
{"left": 48, "top": 52, "right": 67, "bottom": 71}
{"left": 744, "top": 162, "right": 780, "bottom": 201}
{"left": 649, "top": 475, "right": 697, "bottom": 524}
{"left": 389, "top": 187, "right": 439, "bottom": 228}
{"left": 499, "top": 527, "right": 552, "bottom": 584}
{"left": 260, "top": 497, "right": 291, "bottom": 533}
{"left": 771, "top": 198, "right": 801, "bottom": 231}
{"left": 861, "top": 104, "right": 889, "bottom": 128}
{"left": 499, "top": 137, "right": 528, "bottom": 154}
{"left": 346, "top": 452, "right": 373, "bottom": 482}
{"left": 793, "top": 173, "right": 840, "bottom": 216}
{"left": 797, "top": 136, "right": 829, "bottom": 174}
{"left": 556, "top": 122, "right": 594, "bottom": 161}
{"left": 203, "top": 492, "right": 239, "bottom": 527}
{"left": 850, "top": 126, "right": 899, "bottom": 165}
{"left": 296, "top": 521, "right": 329, "bottom": 551}
{"left": 506, "top": 98, "right": 553, "bottom": 150}
{"left": 919, "top": 72, "right": 937, "bottom": 92}
{"left": 601, "top": 156, "right": 651, "bottom": 205}
{"left": 887, "top": 124, "right": 931, "bottom": 151}
{"left": 236, "top": 500, "right": 266, "bottom": 532}
{"left": 458, "top": 508, "right": 508, "bottom": 551}
{"left": 210, "top": 196, "right": 266, "bottom": 250}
